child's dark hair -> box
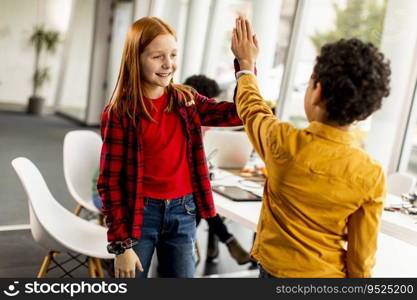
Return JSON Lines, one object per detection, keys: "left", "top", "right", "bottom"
{"left": 313, "top": 38, "right": 391, "bottom": 126}
{"left": 184, "top": 74, "right": 221, "bottom": 98}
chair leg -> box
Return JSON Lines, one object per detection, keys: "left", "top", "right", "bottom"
{"left": 93, "top": 258, "right": 104, "bottom": 278}
{"left": 98, "top": 214, "right": 104, "bottom": 226}
{"left": 37, "top": 251, "right": 54, "bottom": 278}
{"left": 87, "top": 257, "right": 96, "bottom": 278}
{"left": 74, "top": 204, "right": 83, "bottom": 216}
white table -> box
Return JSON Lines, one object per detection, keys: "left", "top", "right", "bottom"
{"left": 211, "top": 169, "right": 261, "bottom": 232}
{"left": 212, "top": 169, "right": 417, "bottom": 247}
{"left": 381, "top": 208, "right": 417, "bottom": 247}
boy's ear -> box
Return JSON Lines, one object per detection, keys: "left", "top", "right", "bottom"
{"left": 311, "top": 81, "right": 325, "bottom": 108}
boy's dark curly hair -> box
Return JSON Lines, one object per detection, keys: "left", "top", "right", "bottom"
{"left": 184, "top": 74, "right": 221, "bottom": 98}
{"left": 313, "top": 38, "right": 391, "bottom": 126}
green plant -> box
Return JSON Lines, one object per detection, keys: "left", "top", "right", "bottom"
{"left": 310, "top": 0, "right": 387, "bottom": 53}
{"left": 30, "top": 25, "right": 60, "bottom": 97}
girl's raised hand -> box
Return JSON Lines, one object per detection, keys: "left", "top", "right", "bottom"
{"left": 231, "top": 16, "right": 259, "bottom": 72}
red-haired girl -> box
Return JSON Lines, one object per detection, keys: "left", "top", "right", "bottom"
{"left": 98, "top": 17, "right": 242, "bottom": 278}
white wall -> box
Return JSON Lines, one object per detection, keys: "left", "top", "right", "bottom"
{"left": 0, "top": 0, "right": 72, "bottom": 106}
{"left": 157, "top": 0, "right": 190, "bottom": 82}
{"left": 57, "top": 0, "right": 95, "bottom": 120}
{"left": 106, "top": 1, "right": 134, "bottom": 103}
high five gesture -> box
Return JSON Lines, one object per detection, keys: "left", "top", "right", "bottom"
{"left": 231, "top": 16, "right": 259, "bottom": 72}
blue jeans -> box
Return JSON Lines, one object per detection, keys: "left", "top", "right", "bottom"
{"left": 132, "top": 193, "right": 196, "bottom": 278}
{"left": 92, "top": 195, "right": 103, "bottom": 211}
{"left": 258, "top": 264, "right": 276, "bottom": 278}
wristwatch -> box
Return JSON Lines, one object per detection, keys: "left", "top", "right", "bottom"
{"left": 107, "top": 238, "right": 138, "bottom": 255}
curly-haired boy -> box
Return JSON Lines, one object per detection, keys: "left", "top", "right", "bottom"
{"left": 231, "top": 17, "right": 391, "bottom": 278}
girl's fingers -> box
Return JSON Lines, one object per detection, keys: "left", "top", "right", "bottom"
{"left": 235, "top": 18, "right": 242, "bottom": 40}
{"left": 253, "top": 34, "right": 259, "bottom": 49}
{"left": 241, "top": 17, "right": 247, "bottom": 40}
{"left": 136, "top": 260, "right": 144, "bottom": 272}
{"left": 245, "top": 19, "right": 252, "bottom": 40}
{"left": 232, "top": 28, "right": 237, "bottom": 46}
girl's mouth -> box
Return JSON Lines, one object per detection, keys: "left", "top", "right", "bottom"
{"left": 156, "top": 72, "right": 171, "bottom": 77}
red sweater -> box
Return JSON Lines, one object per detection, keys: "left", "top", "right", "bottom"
{"left": 141, "top": 93, "right": 193, "bottom": 199}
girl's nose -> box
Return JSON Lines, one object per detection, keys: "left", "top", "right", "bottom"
{"left": 162, "top": 57, "right": 172, "bottom": 69}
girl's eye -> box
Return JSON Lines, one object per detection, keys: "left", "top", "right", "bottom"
{"left": 171, "top": 54, "right": 177, "bottom": 57}
{"left": 153, "top": 55, "right": 162, "bottom": 59}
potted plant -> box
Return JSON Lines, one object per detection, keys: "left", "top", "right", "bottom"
{"left": 27, "top": 25, "right": 60, "bottom": 115}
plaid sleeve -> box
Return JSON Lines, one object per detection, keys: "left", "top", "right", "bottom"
{"left": 97, "top": 106, "right": 131, "bottom": 243}
{"left": 194, "top": 92, "right": 243, "bottom": 127}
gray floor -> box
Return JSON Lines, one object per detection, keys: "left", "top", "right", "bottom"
{"left": 0, "top": 111, "right": 84, "bottom": 225}
{"left": 0, "top": 229, "right": 89, "bottom": 277}
{"left": 0, "top": 223, "right": 256, "bottom": 278}
{"left": 0, "top": 111, "right": 256, "bottom": 278}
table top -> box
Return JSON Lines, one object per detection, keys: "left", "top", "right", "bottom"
{"left": 212, "top": 169, "right": 417, "bottom": 246}
{"left": 222, "top": 168, "right": 266, "bottom": 183}
{"left": 211, "top": 168, "right": 261, "bottom": 231}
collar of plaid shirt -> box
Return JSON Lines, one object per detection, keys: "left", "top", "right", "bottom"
{"left": 98, "top": 87, "right": 243, "bottom": 246}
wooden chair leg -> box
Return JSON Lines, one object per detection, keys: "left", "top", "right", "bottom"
{"left": 37, "top": 251, "right": 54, "bottom": 278}
{"left": 93, "top": 258, "right": 104, "bottom": 278}
{"left": 98, "top": 214, "right": 104, "bottom": 226}
{"left": 74, "top": 204, "right": 83, "bottom": 216}
{"left": 87, "top": 257, "right": 96, "bottom": 278}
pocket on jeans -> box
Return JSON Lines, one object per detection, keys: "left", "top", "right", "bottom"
{"left": 184, "top": 199, "right": 196, "bottom": 216}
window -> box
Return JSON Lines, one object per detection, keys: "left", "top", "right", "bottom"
{"left": 279, "top": 0, "right": 388, "bottom": 146}
{"left": 399, "top": 79, "right": 417, "bottom": 179}
{"left": 202, "top": 0, "right": 253, "bottom": 100}
{"left": 202, "top": 0, "right": 297, "bottom": 104}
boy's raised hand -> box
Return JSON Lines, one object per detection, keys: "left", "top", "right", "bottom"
{"left": 231, "top": 16, "right": 259, "bottom": 72}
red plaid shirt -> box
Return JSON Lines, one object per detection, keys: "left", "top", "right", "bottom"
{"left": 98, "top": 89, "right": 243, "bottom": 244}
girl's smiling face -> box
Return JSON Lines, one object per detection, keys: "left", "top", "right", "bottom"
{"left": 140, "top": 34, "right": 177, "bottom": 97}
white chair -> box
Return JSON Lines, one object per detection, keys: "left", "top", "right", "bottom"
{"left": 387, "top": 172, "right": 416, "bottom": 197}
{"left": 11, "top": 157, "right": 113, "bottom": 278}
{"left": 63, "top": 130, "right": 102, "bottom": 220}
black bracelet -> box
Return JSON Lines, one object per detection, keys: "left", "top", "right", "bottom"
{"left": 107, "top": 238, "right": 138, "bottom": 255}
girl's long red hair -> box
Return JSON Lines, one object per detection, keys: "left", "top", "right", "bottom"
{"left": 107, "top": 17, "right": 193, "bottom": 123}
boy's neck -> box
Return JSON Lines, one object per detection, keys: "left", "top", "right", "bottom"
{"left": 312, "top": 110, "right": 351, "bottom": 132}
{"left": 321, "top": 119, "right": 350, "bottom": 132}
